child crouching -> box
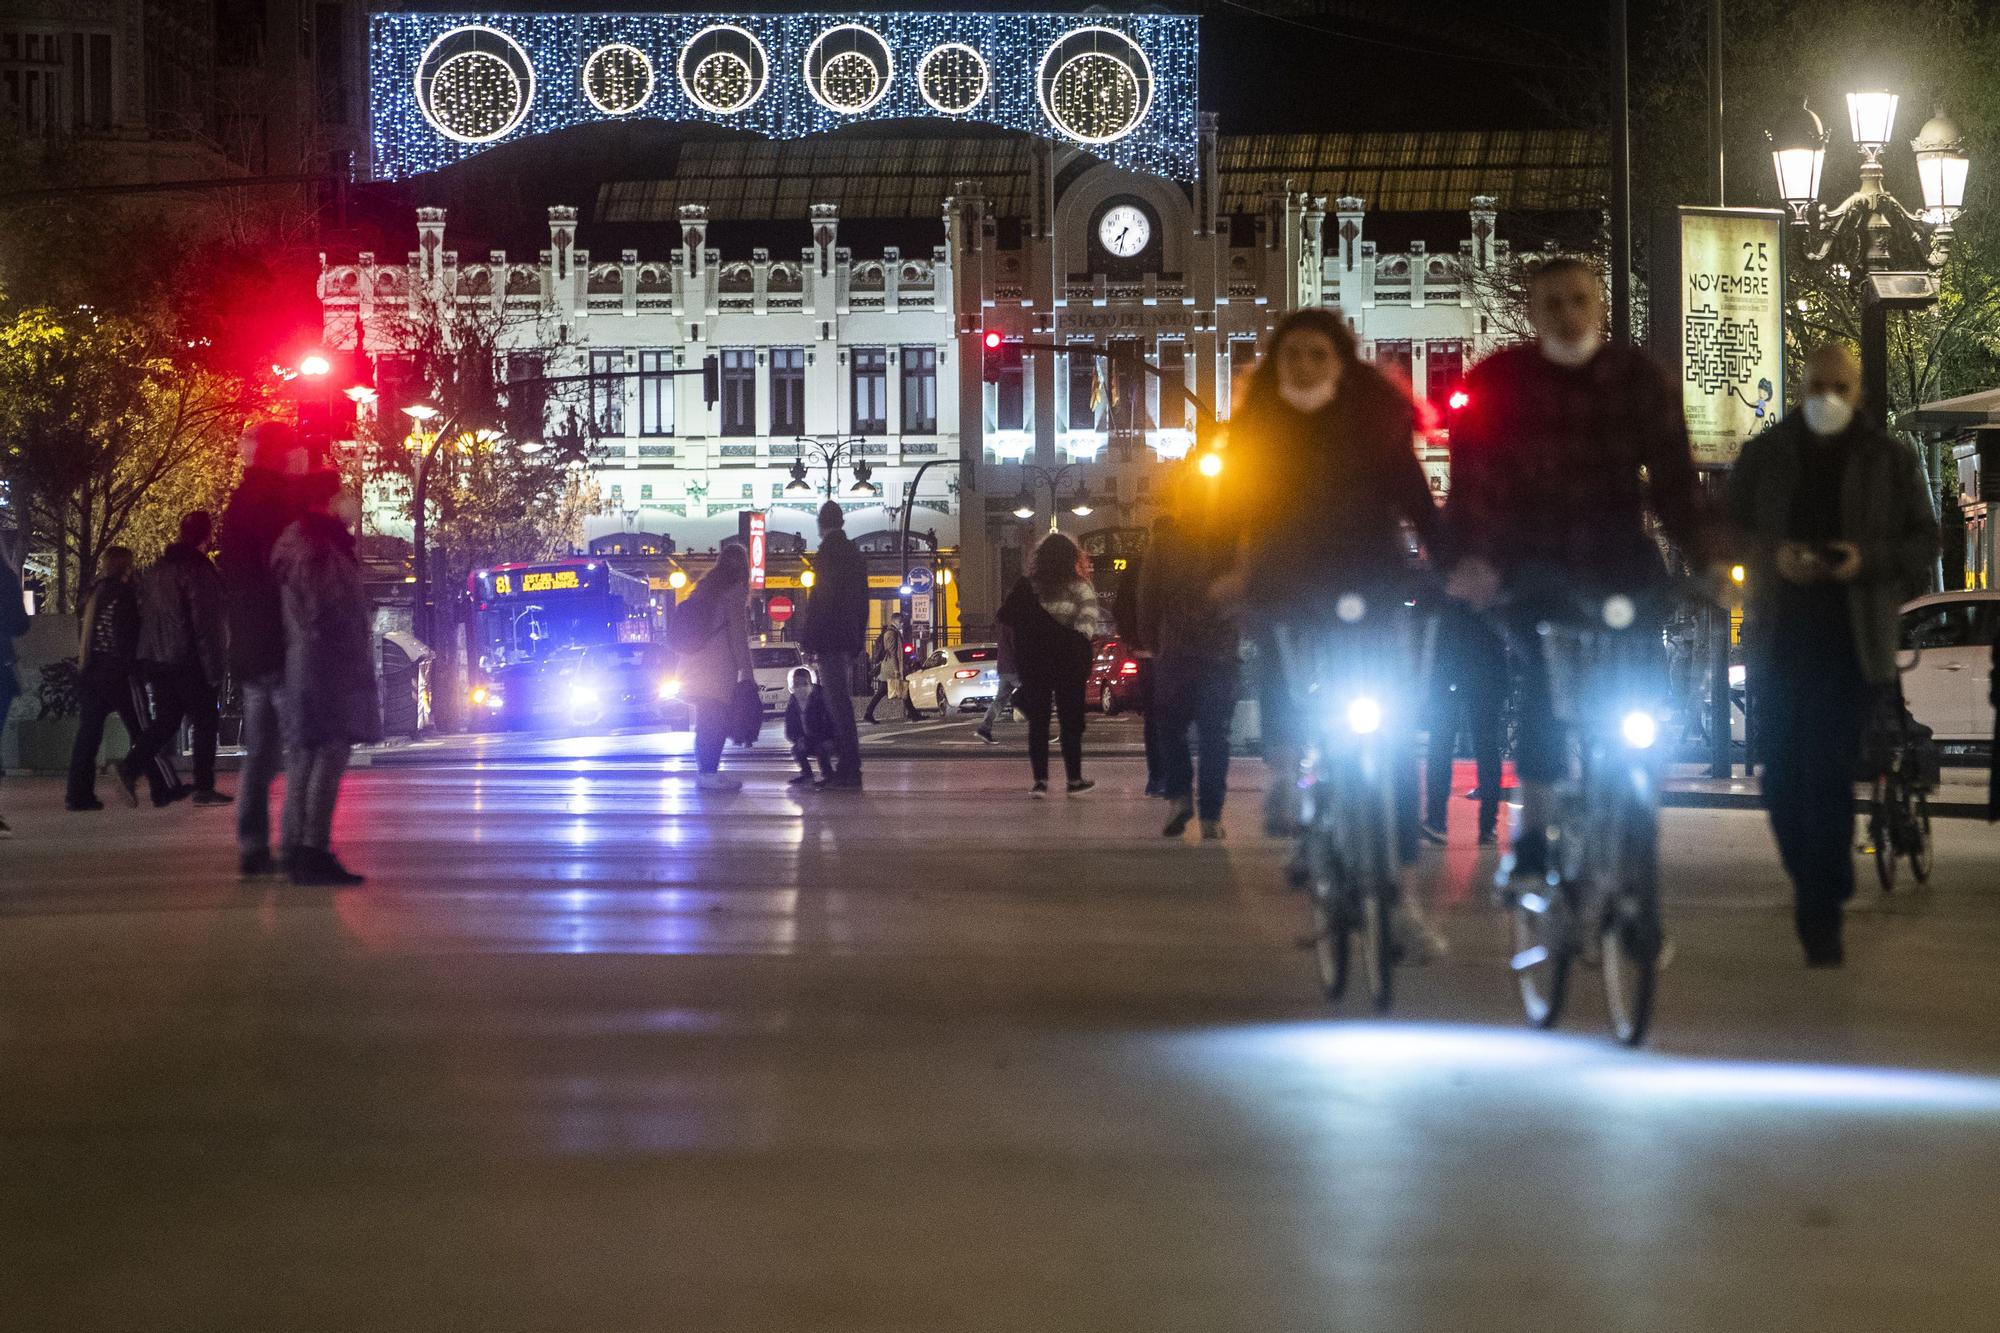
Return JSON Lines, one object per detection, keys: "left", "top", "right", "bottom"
{"left": 784, "top": 667, "right": 837, "bottom": 785}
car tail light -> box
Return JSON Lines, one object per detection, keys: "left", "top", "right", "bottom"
{"left": 953, "top": 668, "right": 979, "bottom": 679}
{"left": 1119, "top": 660, "right": 1139, "bottom": 675}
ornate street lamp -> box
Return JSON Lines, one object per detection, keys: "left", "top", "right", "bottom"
{"left": 1766, "top": 88, "right": 1973, "bottom": 427}
{"left": 1013, "top": 465, "right": 1098, "bottom": 531}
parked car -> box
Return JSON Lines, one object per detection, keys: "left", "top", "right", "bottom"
{"left": 1899, "top": 590, "right": 1997, "bottom": 744}
{"left": 750, "top": 642, "right": 807, "bottom": 714}
{"left": 1088, "top": 637, "right": 1146, "bottom": 714}
{"left": 543, "top": 642, "right": 688, "bottom": 731}
{"left": 905, "top": 643, "right": 1001, "bottom": 712}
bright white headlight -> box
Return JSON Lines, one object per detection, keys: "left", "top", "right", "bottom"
{"left": 658, "top": 679, "right": 681, "bottom": 699}
{"left": 1335, "top": 593, "right": 1367, "bottom": 624}
{"left": 1602, "top": 594, "right": 1637, "bottom": 630}
{"left": 570, "top": 683, "right": 600, "bottom": 708}
{"left": 1346, "top": 695, "right": 1384, "bottom": 735}
{"left": 1621, "top": 709, "right": 1658, "bottom": 749}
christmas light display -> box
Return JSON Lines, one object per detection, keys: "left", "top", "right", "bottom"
{"left": 582, "top": 42, "right": 653, "bottom": 115}
{"left": 679, "top": 24, "right": 768, "bottom": 114}
{"left": 804, "top": 24, "right": 893, "bottom": 114}
{"left": 372, "top": 11, "right": 1198, "bottom": 179}
{"left": 917, "top": 43, "right": 988, "bottom": 115}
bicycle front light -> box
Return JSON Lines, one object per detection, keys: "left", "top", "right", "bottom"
{"left": 1346, "top": 695, "right": 1385, "bottom": 736}
{"left": 1620, "top": 709, "right": 1658, "bottom": 749}
{"left": 658, "top": 678, "right": 681, "bottom": 700}
{"left": 570, "top": 682, "right": 600, "bottom": 709}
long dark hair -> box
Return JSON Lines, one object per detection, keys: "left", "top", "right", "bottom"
{"left": 1238, "top": 306, "right": 1410, "bottom": 422}
{"left": 692, "top": 543, "right": 749, "bottom": 609}
{"left": 1029, "top": 531, "right": 1086, "bottom": 601}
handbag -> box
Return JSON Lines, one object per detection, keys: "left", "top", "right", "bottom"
{"left": 729, "top": 677, "right": 763, "bottom": 746}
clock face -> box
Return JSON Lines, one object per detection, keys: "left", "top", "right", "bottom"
{"left": 1097, "top": 204, "right": 1151, "bottom": 258}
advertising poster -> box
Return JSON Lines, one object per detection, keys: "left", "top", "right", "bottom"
{"left": 1670, "top": 208, "right": 1787, "bottom": 468}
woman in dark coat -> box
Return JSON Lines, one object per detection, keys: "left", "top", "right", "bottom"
{"left": 673, "top": 543, "right": 754, "bottom": 791}
{"left": 1137, "top": 511, "right": 1241, "bottom": 839}
{"left": 272, "top": 475, "right": 378, "bottom": 886}
{"left": 1225, "top": 307, "right": 1446, "bottom": 957}
{"left": 995, "top": 532, "right": 1103, "bottom": 796}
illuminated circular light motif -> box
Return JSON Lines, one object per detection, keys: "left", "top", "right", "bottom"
{"left": 677, "top": 24, "right": 768, "bottom": 114}
{"left": 582, "top": 42, "right": 653, "bottom": 115}
{"left": 1037, "top": 26, "right": 1153, "bottom": 145}
{"left": 416, "top": 25, "right": 535, "bottom": 144}
{"left": 804, "top": 24, "right": 893, "bottom": 114}
{"left": 917, "top": 43, "right": 989, "bottom": 115}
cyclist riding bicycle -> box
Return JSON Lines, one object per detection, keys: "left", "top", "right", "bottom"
{"left": 1223, "top": 306, "right": 1448, "bottom": 959}
{"left": 1442, "top": 257, "right": 1706, "bottom": 890}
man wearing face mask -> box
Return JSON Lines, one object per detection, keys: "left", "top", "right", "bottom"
{"left": 1444, "top": 257, "right": 1704, "bottom": 890}
{"left": 1726, "top": 344, "right": 1937, "bottom": 966}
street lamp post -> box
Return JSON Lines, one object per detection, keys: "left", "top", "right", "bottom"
{"left": 786, "top": 436, "right": 877, "bottom": 500}
{"left": 403, "top": 402, "right": 441, "bottom": 644}
{"left": 1767, "top": 93, "right": 1971, "bottom": 428}
{"left": 896, "top": 458, "right": 960, "bottom": 642}
{"left": 1011, "top": 464, "right": 1100, "bottom": 533}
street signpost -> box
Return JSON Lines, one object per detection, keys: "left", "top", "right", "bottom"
{"left": 910, "top": 593, "right": 933, "bottom": 626}
{"left": 768, "top": 593, "right": 795, "bottom": 625}
{"left": 739, "top": 511, "right": 767, "bottom": 591}
{"left": 905, "top": 566, "right": 935, "bottom": 594}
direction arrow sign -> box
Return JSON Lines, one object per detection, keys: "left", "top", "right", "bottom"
{"left": 905, "top": 566, "right": 935, "bottom": 593}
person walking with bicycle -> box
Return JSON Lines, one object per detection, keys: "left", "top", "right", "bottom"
{"left": 1725, "top": 344, "right": 1938, "bottom": 966}
{"left": 1443, "top": 257, "right": 1706, "bottom": 891}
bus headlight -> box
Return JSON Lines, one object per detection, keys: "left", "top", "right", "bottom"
{"left": 658, "top": 679, "right": 681, "bottom": 700}
{"left": 1346, "top": 695, "right": 1384, "bottom": 736}
{"left": 1620, "top": 709, "right": 1658, "bottom": 749}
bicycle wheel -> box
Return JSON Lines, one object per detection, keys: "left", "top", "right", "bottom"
{"left": 1907, "top": 791, "right": 1935, "bottom": 884}
{"left": 1601, "top": 796, "right": 1661, "bottom": 1047}
{"left": 1871, "top": 777, "right": 1898, "bottom": 893}
{"left": 1510, "top": 887, "right": 1571, "bottom": 1029}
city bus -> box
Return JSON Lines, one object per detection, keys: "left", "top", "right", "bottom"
{"left": 466, "top": 559, "right": 660, "bottom": 727}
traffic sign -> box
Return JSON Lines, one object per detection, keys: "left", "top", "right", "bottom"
{"left": 767, "top": 594, "right": 795, "bottom": 624}
{"left": 905, "top": 566, "right": 935, "bottom": 593}
{"left": 910, "top": 593, "right": 933, "bottom": 625}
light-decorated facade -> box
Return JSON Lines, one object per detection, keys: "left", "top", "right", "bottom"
{"left": 326, "top": 10, "right": 1589, "bottom": 627}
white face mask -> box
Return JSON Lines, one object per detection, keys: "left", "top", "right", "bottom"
{"left": 1539, "top": 330, "right": 1603, "bottom": 369}
{"left": 1278, "top": 379, "right": 1336, "bottom": 414}
{"left": 1801, "top": 392, "right": 1855, "bottom": 437}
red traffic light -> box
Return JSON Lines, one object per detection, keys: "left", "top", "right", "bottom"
{"left": 1447, "top": 389, "right": 1470, "bottom": 411}
{"left": 982, "top": 330, "right": 1003, "bottom": 350}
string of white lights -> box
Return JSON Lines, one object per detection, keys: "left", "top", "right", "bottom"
{"left": 372, "top": 11, "right": 1198, "bottom": 180}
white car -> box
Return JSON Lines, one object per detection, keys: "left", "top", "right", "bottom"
{"left": 905, "top": 643, "right": 1002, "bottom": 713}
{"left": 750, "top": 642, "right": 808, "bottom": 714}
{"left": 1899, "top": 590, "right": 1997, "bottom": 743}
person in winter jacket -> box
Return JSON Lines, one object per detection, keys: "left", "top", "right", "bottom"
{"left": 1726, "top": 344, "right": 1939, "bottom": 967}
{"left": 219, "top": 421, "right": 307, "bottom": 875}
{"left": 272, "top": 474, "right": 379, "bottom": 886}
{"left": 674, "top": 542, "right": 754, "bottom": 791}
{"left": 0, "top": 546, "right": 32, "bottom": 837}
{"left": 120, "top": 511, "right": 229, "bottom": 807}
{"left": 783, "top": 666, "right": 837, "bottom": 785}
{"left": 796, "top": 501, "right": 869, "bottom": 786}
{"left": 864, "top": 615, "right": 921, "bottom": 724}
{"left": 1137, "top": 514, "right": 1240, "bottom": 839}
{"left": 1112, "top": 554, "right": 1163, "bottom": 796}
{"left": 995, "top": 531, "right": 1101, "bottom": 795}
{"left": 65, "top": 547, "right": 146, "bottom": 811}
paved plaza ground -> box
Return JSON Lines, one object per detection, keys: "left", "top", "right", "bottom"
{"left": 3, "top": 731, "right": 1998, "bottom": 1331}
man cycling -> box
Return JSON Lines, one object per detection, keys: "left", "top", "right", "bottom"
{"left": 1443, "top": 257, "right": 1704, "bottom": 887}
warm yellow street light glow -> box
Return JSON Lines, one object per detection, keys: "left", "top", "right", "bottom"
{"left": 668, "top": 569, "right": 688, "bottom": 590}
{"left": 403, "top": 403, "right": 439, "bottom": 423}
{"left": 1197, "top": 452, "right": 1223, "bottom": 478}
{"left": 800, "top": 570, "right": 816, "bottom": 589}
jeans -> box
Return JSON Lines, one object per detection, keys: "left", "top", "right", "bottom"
{"left": 237, "top": 673, "right": 287, "bottom": 854}
{"left": 1757, "top": 642, "right": 1875, "bottom": 955}
{"left": 1423, "top": 647, "right": 1507, "bottom": 833}
{"left": 1135, "top": 658, "right": 1163, "bottom": 791}
{"left": 695, "top": 697, "right": 730, "bottom": 774}
{"left": 1156, "top": 656, "right": 1235, "bottom": 820}
{"left": 123, "top": 662, "right": 218, "bottom": 797}
{"left": 982, "top": 673, "right": 1020, "bottom": 731}
{"left": 282, "top": 741, "right": 350, "bottom": 853}
{"left": 66, "top": 664, "right": 145, "bottom": 806}
{"left": 814, "top": 653, "right": 863, "bottom": 778}
{"left": 1019, "top": 679, "right": 1086, "bottom": 784}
